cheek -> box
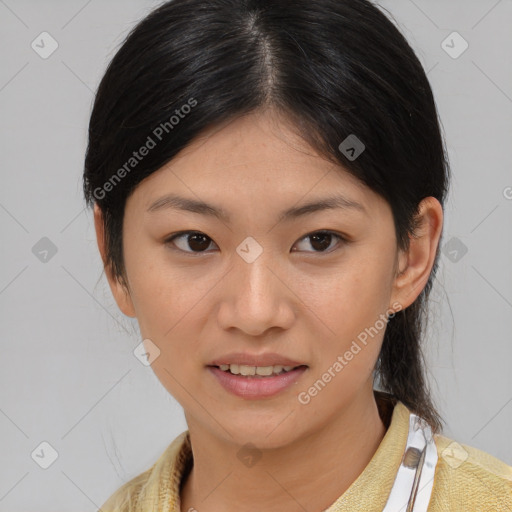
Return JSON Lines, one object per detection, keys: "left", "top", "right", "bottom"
{"left": 124, "top": 239, "right": 204, "bottom": 335}
{"left": 301, "top": 259, "right": 391, "bottom": 386}
{"left": 298, "top": 282, "right": 388, "bottom": 413}
{"left": 123, "top": 248, "right": 216, "bottom": 389}
{"left": 304, "top": 258, "right": 391, "bottom": 339}
{"left": 130, "top": 272, "right": 207, "bottom": 356}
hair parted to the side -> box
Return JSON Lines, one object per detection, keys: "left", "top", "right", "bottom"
{"left": 83, "top": 0, "right": 450, "bottom": 433}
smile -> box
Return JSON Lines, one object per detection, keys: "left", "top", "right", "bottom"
{"left": 207, "top": 365, "right": 308, "bottom": 399}
{"left": 216, "top": 363, "right": 302, "bottom": 377}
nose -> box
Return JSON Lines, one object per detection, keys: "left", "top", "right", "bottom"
{"left": 216, "top": 244, "right": 295, "bottom": 336}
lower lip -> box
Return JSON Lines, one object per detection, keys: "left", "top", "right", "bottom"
{"left": 207, "top": 366, "right": 308, "bottom": 399}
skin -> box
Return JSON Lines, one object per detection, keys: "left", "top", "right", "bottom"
{"left": 94, "top": 108, "right": 443, "bottom": 512}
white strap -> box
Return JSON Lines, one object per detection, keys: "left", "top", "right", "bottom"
{"left": 382, "top": 412, "right": 438, "bottom": 512}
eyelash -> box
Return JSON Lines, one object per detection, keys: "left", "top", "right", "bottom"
{"left": 164, "top": 230, "right": 348, "bottom": 256}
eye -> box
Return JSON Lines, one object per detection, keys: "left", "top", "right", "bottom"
{"left": 292, "top": 230, "right": 347, "bottom": 253}
{"left": 165, "top": 231, "right": 217, "bottom": 254}
{"left": 164, "top": 229, "right": 347, "bottom": 255}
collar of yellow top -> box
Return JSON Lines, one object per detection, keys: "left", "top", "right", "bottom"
{"left": 132, "top": 394, "right": 412, "bottom": 512}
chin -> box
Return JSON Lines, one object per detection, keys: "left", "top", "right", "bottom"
{"left": 218, "top": 412, "right": 304, "bottom": 449}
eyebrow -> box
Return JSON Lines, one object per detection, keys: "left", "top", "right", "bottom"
{"left": 146, "top": 193, "right": 367, "bottom": 222}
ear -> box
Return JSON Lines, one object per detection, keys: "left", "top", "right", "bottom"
{"left": 93, "top": 203, "right": 136, "bottom": 318}
{"left": 390, "top": 196, "right": 444, "bottom": 310}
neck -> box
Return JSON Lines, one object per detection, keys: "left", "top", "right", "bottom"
{"left": 180, "top": 388, "right": 388, "bottom": 512}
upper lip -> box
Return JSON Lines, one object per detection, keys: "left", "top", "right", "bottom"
{"left": 208, "top": 352, "right": 307, "bottom": 368}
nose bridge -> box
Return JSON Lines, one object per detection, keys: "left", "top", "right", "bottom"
{"left": 218, "top": 237, "right": 293, "bottom": 334}
{"left": 235, "top": 238, "right": 278, "bottom": 309}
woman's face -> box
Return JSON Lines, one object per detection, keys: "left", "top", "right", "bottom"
{"left": 100, "top": 110, "right": 421, "bottom": 448}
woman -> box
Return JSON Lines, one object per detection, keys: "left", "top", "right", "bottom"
{"left": 83, "top": 0, "right": 512, "bottom": 510}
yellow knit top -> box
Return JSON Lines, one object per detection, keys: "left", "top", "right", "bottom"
{"left": 99, "top": 399, "right": 512, "bottom": 511}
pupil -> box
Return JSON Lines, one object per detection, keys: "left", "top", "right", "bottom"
{"left": 188, "top": 234, "right": 210, "bottom": 252}
{"left": 311, "top": 233, "right": 331, "bottom": 251}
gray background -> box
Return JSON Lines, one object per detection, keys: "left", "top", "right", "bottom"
{"left": 0, "top": 0, "right": 511, "bottom": 510}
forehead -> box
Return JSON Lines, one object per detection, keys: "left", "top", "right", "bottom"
{"left": 127, "top": 111, "right": 390, "bottom": 224}
{"left": 169, "top": 111, "right": 341, "bottom": 178}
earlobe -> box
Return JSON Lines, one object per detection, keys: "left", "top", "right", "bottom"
{"left": 93, "top": 203, "right": 136, "bottom": 318}
{"left": 391, "top": 197, "right": 443, "bottom": 310}
{"left": 112, "top": 284, "right": 137, "bottom": 318}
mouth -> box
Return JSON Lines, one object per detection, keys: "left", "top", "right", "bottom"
{"left": 206, "top": 364, "right": 309, "bottom": 399}
{"left": 208, "top": 363, "right": 308, "bottom": 378}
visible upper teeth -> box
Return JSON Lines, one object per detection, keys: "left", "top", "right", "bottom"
{"left": 219, "top": 364, "right": 295, "bottom": 376}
